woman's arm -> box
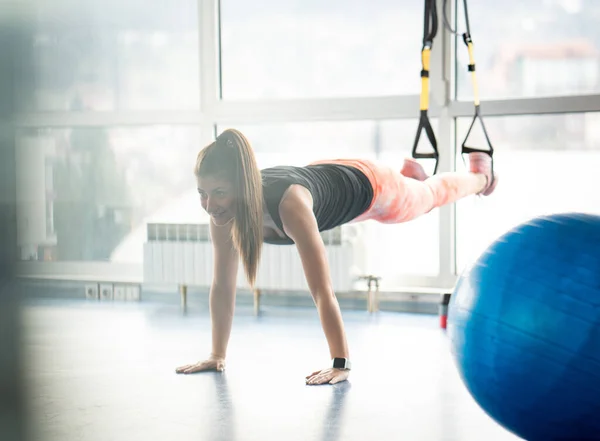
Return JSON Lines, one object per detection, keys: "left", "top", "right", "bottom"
{"left": 279, "top": 187, "right": 350, "bottom": 373}
{"left": 209, "top": 219, "right": 239, "bottom": 359}
{"left": 176, "top": 219, "right": 239, "bottom": 374}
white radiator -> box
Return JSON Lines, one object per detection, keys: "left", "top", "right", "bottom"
{"left": 142, "top": 223, "right": 364, "bottom": 292}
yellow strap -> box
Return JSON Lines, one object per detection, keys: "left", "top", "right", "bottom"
{"left": 467, "top": 42, "right": 480, "bottom": 106}
{"left": 420, "top": 48, "right": 431, "bottom": 111}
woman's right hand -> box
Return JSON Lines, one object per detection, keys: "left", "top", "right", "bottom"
{"left": 175, "top": 355, "right": 225, "bottom": 374}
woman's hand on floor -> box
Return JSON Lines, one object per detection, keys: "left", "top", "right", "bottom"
{"left": 305, "top": 367, "right": 349, "bottom": 385}
{"left": 176, "top": 355, "right": 225, "bottom": 374}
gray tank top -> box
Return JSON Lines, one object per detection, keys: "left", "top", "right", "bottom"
{"left": 261, "top": 164, "right": 374, "bottom": 245}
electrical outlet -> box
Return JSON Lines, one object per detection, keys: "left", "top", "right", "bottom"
{"left": 85, "top": 284, "right": 99, "bottom": 300}
{"left": 99, "top": 284, "right": 114, "bottom": 301}
{"left": 126, "top": 285, "right": 141, "bottom": 301}
{"left": 113, "top": 285, "right": 126, "bottom": 301}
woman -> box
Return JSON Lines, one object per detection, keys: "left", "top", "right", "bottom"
{"left": 175, "top": 128, "right": 497, "bottom": 385}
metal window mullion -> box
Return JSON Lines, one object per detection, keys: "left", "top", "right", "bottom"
{"left": 212, "top": 95, "right": 424, "bottom": 124}
{"left": 199, "top": 0, "right": 219, "bottom": 123}
{"left": 449, "top": 94, "right": 600, "bottom": 118}
{"left": 11, "top": 111, "right": 205, "bottom": 128}
{"left": 12, "top": 94, "right": 600, "bottom": 129}
{"left": 431, "top": 0, "right": 458, "bottom": 287}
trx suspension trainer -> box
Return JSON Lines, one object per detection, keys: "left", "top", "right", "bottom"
{"left": 412, "top": 0, "right": 494, "bottom": 182}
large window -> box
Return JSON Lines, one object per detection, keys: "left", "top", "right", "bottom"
{"left": 217, "top": 120, "right": 440, "bottom": 287}
{"left": 11, "top": 0, "right": 600, "bottom": 292}
{"left": 13, "top": 0, "right": 200, "bottom": 112}
{"left": 455, "top": 112, "right": 600, "bottom": 271}
{"left": 15, "top": 126, "right": 202, "bottom": 264}
{"left": 455, "top": 0, "right": 600, "bottom": 100}
{"left": 219, "top": 0, "right": 423, "bottom": 100}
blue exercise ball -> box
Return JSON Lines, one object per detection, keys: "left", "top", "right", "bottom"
{"left": 448, "top": 212, "right": 600, "bottom": 441}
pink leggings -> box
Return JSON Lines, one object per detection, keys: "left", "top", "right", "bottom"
{"left": 310, "top": 158, "right": 486, "bottom": 224}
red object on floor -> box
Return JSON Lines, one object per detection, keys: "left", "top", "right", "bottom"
{"left": 439, "top": 293, "right": 451, "bottom": 329}
{"left": 440, "top": 315, "right": 448, "bottom": 329}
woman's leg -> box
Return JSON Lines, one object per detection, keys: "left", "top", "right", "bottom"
{"left": 353, "top": 152, "right": 496, "bottom": 224}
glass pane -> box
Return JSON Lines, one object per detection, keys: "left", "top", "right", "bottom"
{"left": 378, "top": 120, "right": 441, "bottom": 280}
{"left": 219, "top": 0, "right": 423, "bottom": 100}
{"left": 14, "top": 0, "right": 199, "bottom": 111}
{"left": 455, "top": 112, "right": 600, "bottom": 272}
{"left": 456, "top": 1, "right": 600, "bottom": 100}
{"left": 216, "top": 120, "right": 440, "bottom": 287}
{"left": 15, "top": 126, "right": 202, "bottom": 264}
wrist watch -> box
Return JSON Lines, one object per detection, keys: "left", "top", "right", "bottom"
{"left": 332, "top": 357, "right": 351, "bottom": 370}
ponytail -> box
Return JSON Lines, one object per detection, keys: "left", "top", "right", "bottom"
{"left": 194, "top": 129, "right": 263, "bottom": 287}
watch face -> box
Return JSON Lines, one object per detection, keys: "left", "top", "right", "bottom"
{"left": 333, "top": 358, "right": 347, "bottom": 369}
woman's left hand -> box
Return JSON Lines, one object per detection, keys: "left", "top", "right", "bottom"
{"left": 305, "top": 367, "right": 350, "bottom": 385}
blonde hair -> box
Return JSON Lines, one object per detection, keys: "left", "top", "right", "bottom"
{"left": 194, "top": 129, "right": 263, "bottom": 287}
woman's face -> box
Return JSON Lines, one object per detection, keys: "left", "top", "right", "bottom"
{"left": 197, "top": 174, "right": 236, "bottom": 226}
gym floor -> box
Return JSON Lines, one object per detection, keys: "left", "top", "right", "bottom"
{"left": 21, "top": 298, "right": 521, "bottom": 441}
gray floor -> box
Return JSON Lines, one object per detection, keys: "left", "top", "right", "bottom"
{"left": 20, "top": 298, "right": 522, "bottom": 441}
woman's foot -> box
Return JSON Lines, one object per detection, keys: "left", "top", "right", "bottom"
{"left": 401, "top": 158, "right": 429, "bottom": 181}
{"left": 469, "top": 152, "right": 498, "bottom": 196}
